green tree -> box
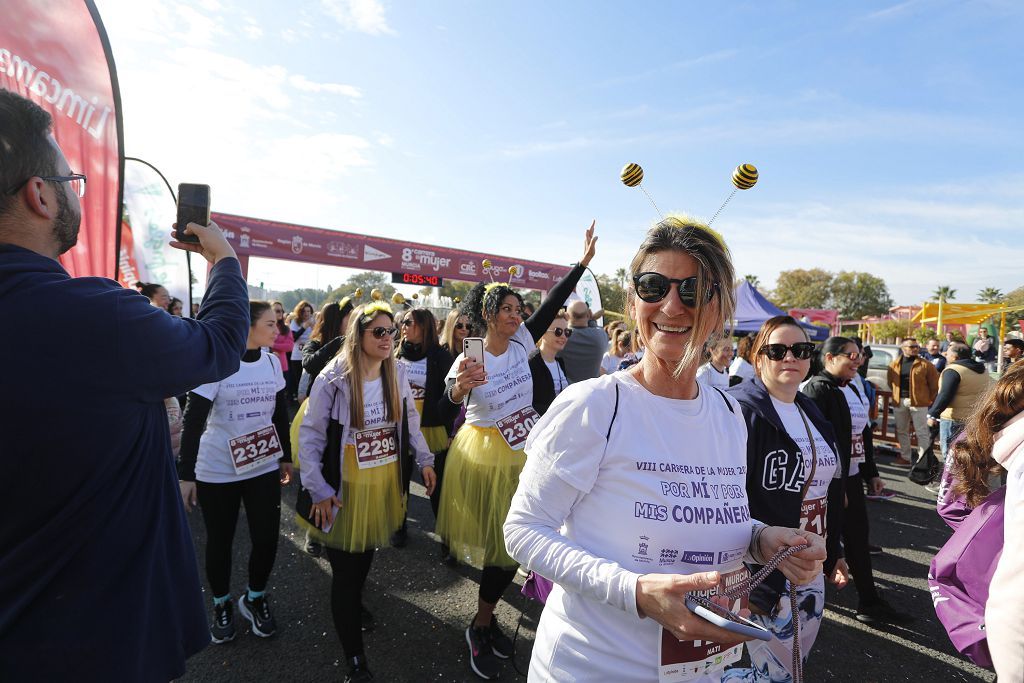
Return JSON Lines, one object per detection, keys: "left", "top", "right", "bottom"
{"left": 932, "top": 285, "right": 957, "bottom": 302}
{"left": 769, "top": 268, "right": 833, "bottom": 309}
{"left": 744, "top": 274, "right": 761, "bottom": 289}
{"left": 873, "top": 319, "right": 915, "bottom": 343}
{"left": 614, "top": 268, "right": 628, "bottom": 290}
{"left": 978, "top": 287, "right": 1004, "bottom": 304}
{"left": 913, "top": 325, "right": 938, "bottom": 345}
{"left": 830, "top": 271, "right": 894, "bottom": 319}
{"left": 597, "top": 273, "right": 626, "bottom": 315}
{"left": 323, "top": 271, "right": 395, "bottom": 305}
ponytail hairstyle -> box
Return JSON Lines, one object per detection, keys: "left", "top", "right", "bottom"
{"left": 340, "top": 303, "right": 402, "bottom": 429}
{"left": 460, "top": 282, "right": 523, "bottom": 337}
{"left": 135, "top": 281, "right": 165, "bottom": 301}
{"left": 951, "top": 361, "right": 1024, "bottom": 507}
{"left": 249, "top": 300, "right": 272, "bottom": 327}
{"left": 814, "top": 335, "right": 854, "bottom": 377}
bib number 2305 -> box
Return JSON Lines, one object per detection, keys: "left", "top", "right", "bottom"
{"left": 228, "top": 425, "right": 283, "bottom": 476}
{"left": 496, "top": 406, "right": 540, "bottom": 451}
{"left": 355, "top": 427, "right": 399, "bottom": 470}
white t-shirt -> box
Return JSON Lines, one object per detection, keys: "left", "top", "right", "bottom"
{"left": 194, "top": 352, "right": 286, "bottom": 483}
{"left": 729, "top": 357, "right": 756, "bottom": 382}
{"left": 768, "top": 397, "right": 839, "bottom": 503}
{"left": 517, "top": 372, "right": 753, "bottom": 683}
{"left": 841, "top": 383, "right": 870, "bottom": 477}
{"left": 545, "top": 359, "right": 568, "bottom": 396}
{"left": 290, "top": 320, "right": 312, "bottom": 361}
{"left": 696, "top": 362, "right": 730, "bottom": 390}
{"left": 397, "top": 356, "right": 428, "bottom": 400}
{"left": 446, "top": 324, "right": 535, "bottom": 427}
{"left": 601, "top": 352, "right": 623, "bottom": 375}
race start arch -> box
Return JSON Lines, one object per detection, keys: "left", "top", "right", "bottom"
{"left": 212, "top": 213, "right": 573, "bottom": 292}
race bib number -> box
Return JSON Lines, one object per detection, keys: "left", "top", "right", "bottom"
{"left": 800, "top": 497, "right": 827, "bottom": 536}
{"left": 658, "top": 567, "right": 748, "bottom": 682}
{"left": 496, "top": 406, "right": 540, "bottom": 451}
{"left": 355, "top": 427, "right": 399, "bottom": 470}
{"left": 228, "top": 425, "right": 283, "bottom": 476}
{"left": 410, "top": 383, "right": 426, "bottom": 400}
{"left": 850, "top": 433, "right": 866, "bottom": 467}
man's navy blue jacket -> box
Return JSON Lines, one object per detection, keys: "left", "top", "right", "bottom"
{"left": 0, "top": 244, "right": 249, "bottom": 682}
{"left": 728, "top": 377, "right": 845, "bottom": 614}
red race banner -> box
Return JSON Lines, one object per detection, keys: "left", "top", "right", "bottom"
{"left": 0, "top": 0, "right": 124, "bottom": 279}
{"left": 213, "top": 212, "right": 573, "bottom": 290}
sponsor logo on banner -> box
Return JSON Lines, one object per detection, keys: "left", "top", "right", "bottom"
{"left": 528, "top": 269, "right": 550, "bottom": 281}
{"left": 364, "top": 244, "right": 390, "bottom": 262}
{"left": 681, "top": 550, "right": 715, "bottom": 565}
{"left": 328, "top": 241, "right": 358, "bottom": 259}
{"left": 291, "top": 235, "right": 304, "bottom": 254}
{"left": 459, "top": 260, "right": 477, "bottom": 276}
{"left": 402, "top": 247, "right": 452, "bottom": 272}
{"left": 240, "top": 233, "right": 250, "bottom": 248}
{"left": 510, "top": 264, "right": 525, "bottom": 281}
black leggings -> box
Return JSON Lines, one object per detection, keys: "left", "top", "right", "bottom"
{"left": 428, "top": 449, "right": 448, "bottom": 520}
{"left": 286, "top": 362, "right": 303, "bottom": 398}
{"left": 196, "top": 470, "right": 281, "bottom": 598}
{"left": 843, "top": 472, "right": 880, "bottom": 605}
{"left": 480, "top": 565, "right": 517, "bottom": 606}
{"left": 325, "top": 547, "right": 375, "bottom": 658}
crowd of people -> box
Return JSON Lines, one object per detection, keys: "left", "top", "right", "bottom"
{"left": 2, "top": 87, "right": 1021, "bottom": 682}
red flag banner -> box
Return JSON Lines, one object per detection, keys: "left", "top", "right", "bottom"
{"left": 0, "top": 0, "right": 124, "bottom": 279}
{"left": 213, "top": 212, "right": 574, "bottom": 290}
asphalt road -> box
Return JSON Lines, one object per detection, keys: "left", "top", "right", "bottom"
{"left": 176, "top": 447, "right": 995, "bottom": 682}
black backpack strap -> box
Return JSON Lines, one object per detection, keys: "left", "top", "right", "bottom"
{"left": 712, "top": 386, "right": 735, "bottom": 414}
{"left": 606, "top": 382, "right": 620, "bottom": 441}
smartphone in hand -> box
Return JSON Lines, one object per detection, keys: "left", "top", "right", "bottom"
{"left": 463, "top": 337, "right": 485, "bottom": 371}
{"left": 175, "top": 183, "right": 210, "bottom": 244}
{"left": 684, "top": 595, "right": 771, "bottom": 642}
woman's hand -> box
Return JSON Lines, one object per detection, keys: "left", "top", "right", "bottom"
{"left": 580, "top": 220, "right": 598, "bottom": 267}
{"left": 452, "top": 357, "right": 487, "bottom": 402}
{"left": 421, "top": 466, "right": 437, "bottom": 496}
{"left": 636, "top": 571, "right": 752, "bottom": 646}
{"left": 169, "top": 219, "right": 237, "bottom": 265}
{"left": 868, "top": 477, "right": 885, "bottom": 496}
{"left": 757, "top": 526, "right": 826, "bottom": 586}
{"left": 279, "top": 462, "right": 293, "bottom": 486}
{"left": 179, "top": 481, "right": 197, "bottom": 512}
{"left": 311, "top": 494, "right": 343, "bottom": 530}
{"left": 829, "top": 558, "right": 850, "bottom": 589}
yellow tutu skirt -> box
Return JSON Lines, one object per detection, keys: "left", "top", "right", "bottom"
{"left": 297, "top": 444, "right": 404, "bottom": 552}
{"left": 289, "top": 398, "right": 309, "bottom": 470}
{"left": 414, "top": 398, "right": 450, "bottom": 454}
{"left": 436, "top": 425, "right": 526, "bottom": 569}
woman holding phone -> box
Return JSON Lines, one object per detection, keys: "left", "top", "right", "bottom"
{"left": 504, "top": 216, "right": 825, "bottom": 682}
{"left": 438, "top": 223, "right": 597, "bottom": 680}
{"left": 177, "top": 300, "right": 293, "bottom": 644}
{"left": 298, "top": 303, "right": 437, "bottom": 683}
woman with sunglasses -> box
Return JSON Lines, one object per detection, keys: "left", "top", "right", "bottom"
{"left": 505, "top": 216, "right": 825, "bottom": 683}
{"left": 439, "top": 223, "right": 597, "bottom": 680}
{"left": 528, "top": 311, "right": 572, "bottom": 416}
{"left": 724, "top": 316, "right": 842, "bottom": 681}
{"left": 441, "top": 309, "right": 472, "bottom": 356}
{"left": 394, "top": 307, "right": 455, "bottom": 548}
{"left": 802, "top": 337, "right": 913, "bottom": 626}
{"left": 298, "top": 303, "right": 437, "bottom": 683}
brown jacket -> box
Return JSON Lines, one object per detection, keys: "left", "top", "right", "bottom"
{"left": 887, "top": 355, "right": 939, "bottom": 406}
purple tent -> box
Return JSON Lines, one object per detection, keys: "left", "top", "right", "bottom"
{"left": 732, "top": 281, "right": 829, "bottom": 341}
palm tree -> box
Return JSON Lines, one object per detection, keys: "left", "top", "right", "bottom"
{"left": 978, "top": 287, "right": 1004, "bottom": 304}
{"left": 744, "top": 274, "right": 761, "bottom": 289}
{"left": 615, "top": 268, "right": 627, "bottom": 289}
{"left": 933, "top": 285, "right": 956, "bottom": 302}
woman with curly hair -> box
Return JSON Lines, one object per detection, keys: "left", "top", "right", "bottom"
{"left": 438, "top": 222, "right": 597, "bottom": 680}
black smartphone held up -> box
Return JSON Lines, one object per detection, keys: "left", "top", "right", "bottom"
{"left": 175, "top": 183, "right": 211, "bottom": 244}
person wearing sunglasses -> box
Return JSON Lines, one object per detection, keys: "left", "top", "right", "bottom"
{"left": 439, "top": 223, "right": 597, "bottom": 680}
{"left": 441, "top": 308, "right": 472, "bottom": 355}
{"left": 298, "top": 303, "right": 437, "bottom": 683}
{"left": 696, "top": 337, "right": 734, "bottom": 390}
{"left": 505, "top": 216, "right": 824, "bottom": 683}
{"left": 725, "top": 316, "right": 842, "bottom": 680}
{"left": 886, "top": 338, "right": 940, "bottom": 468}
{"left": 394, "top": 307, "right": 455, "bottom": 549}
{"left": 803, "top": 337, "right": 913, "bottom": 626}
{"left": 528, "top": 311, "right": 573, "bottom": 416}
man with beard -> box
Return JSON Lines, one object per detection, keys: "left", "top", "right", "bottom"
{"left": 0, "top": 90, "right": 249, "bottom": 682}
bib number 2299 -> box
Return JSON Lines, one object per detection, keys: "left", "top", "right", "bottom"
{"left": 496, "top": 406, "right": 540, "bottom": 451}
{"left": 355, "top": 427, "right": 399, "bottom": 469}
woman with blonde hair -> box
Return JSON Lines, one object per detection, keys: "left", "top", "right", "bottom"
{"left": 505, "top": 216, "right": 824, "bottom": 682}
{"left": 298, "top": 303, "right": 437, "bottom": 682}
{"left": 440, "top": 308, "right": 472, "bottom": 356}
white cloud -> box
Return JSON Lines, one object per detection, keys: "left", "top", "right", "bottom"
{"left": 242, "top": 20, "right": 263, "bottom": 40}
{"left": 320, "top": 0, "right": 394, "bottom": 35}
{"left": 289, "top": 74, "right": 362, "bottom": 99}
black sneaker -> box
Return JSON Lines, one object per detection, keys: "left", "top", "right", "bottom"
{"left": 210, "top": 600, "right": 236, "bottom": 644}
{"left": 465, "top": 622, "right": 500, "bottom": 679}
{"left": 488, "top": 616, "right": 514, "bottom": 659}
{"left": 305, "top": 534, "right": 322, "bottom": 558}
{"left": 239, "top": 594, "right": 277, "bottom": 637}
{"left": 390, "top": 525, "right": 408, "bottom": 548}
{"left": 344, "top": 655, "right": 374, "bottom": 682}
{"left": 856, "top": 599, "right": 916, "bottom": 626}
{"left": 361, "top": 604, "right": 376, "bottom": 633}
{"left": 868, "top": 543, "right": 883, "bottom": 555}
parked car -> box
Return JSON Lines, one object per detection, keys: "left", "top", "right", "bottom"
{"left": 865, "top": 343, "right": 899, "bottom": 391}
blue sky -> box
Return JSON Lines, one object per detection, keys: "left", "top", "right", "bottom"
{"left": 95, "top": 0, "right": 1024, "bottom": 306}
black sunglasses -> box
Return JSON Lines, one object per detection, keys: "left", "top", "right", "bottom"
{"left": 367, "top": 326, "right": 398, "bottom": 339}
{"left": 400, "top": 319, "right": 414, "bottom": 327}
{"left": 548, "top": 328, "right": 573, "bottom": 338}
{"left": 632, "top": 272, "right": 718, "bottom": 307}
{"left": 454, "top": 322, "right": 468, "bottom": 330}
{"left": 759, "top": 342, "right": 815, "bottom": 361}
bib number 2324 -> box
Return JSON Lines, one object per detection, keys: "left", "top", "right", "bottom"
{"left": 496, "top": 406, "right": 540, "bottom": 451}
{"left": 228, "top": 425, "right": 283, "bottom": 476}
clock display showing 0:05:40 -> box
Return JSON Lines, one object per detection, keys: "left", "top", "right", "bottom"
{"left": 391, "top": 272, "right": 444, "bottom": 287}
